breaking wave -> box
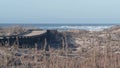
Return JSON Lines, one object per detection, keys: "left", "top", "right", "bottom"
{"left": 39, "top": 25, "right": 113, "bottom": 31}
{"left": 0, "top": 24, "right": 114, "bottom": 31}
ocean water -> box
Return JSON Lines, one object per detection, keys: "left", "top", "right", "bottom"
{"left": 0, "top": 24, "right": 114, "bottom": 31}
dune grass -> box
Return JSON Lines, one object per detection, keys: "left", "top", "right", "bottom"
{"left": 0, "top": 33, "right": 120, "bottom": 68}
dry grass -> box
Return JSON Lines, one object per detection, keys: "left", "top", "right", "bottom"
{"left": 1, "top": 46, "right": 120, "bottom": 68}
{"left": 0, "top": 32, "right": 120, "bottom": 68}
{"left": 0, "top": 25, "right": 26, "bottom": 36}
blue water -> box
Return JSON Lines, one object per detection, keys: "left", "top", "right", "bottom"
{"left": 0, "top": 24, "right": 114, "bottom": 31}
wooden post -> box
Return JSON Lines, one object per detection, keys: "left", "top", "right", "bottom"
{"left": 44, "top": 38, "right": 47, "bottom": 52}
{"left": 62, "top": 37, "right": 65, "bottom": 51}
{"left": 34, "top": 43, "right": 38, "bottom": 63}
{"left": 16, "top": 36, "right": 19, "bottom": 49}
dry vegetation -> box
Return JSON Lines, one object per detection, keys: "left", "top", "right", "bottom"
{"left": 0, "top": 26, "right": 120, "bottom": 68}
{"left": 0, "top": 25, "right": 27, "bottom": 36}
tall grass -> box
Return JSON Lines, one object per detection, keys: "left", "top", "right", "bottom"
{"left": 0, "top": 32, "right": 120, "bottom": 68}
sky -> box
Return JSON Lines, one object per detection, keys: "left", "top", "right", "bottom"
{"left": 0, "top": 0, "right": 120, "bottom": 24}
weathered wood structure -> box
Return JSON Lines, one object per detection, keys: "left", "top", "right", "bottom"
{"left": 0, "top": 30, "right": 65, "bottom": 49}
{"left": 0, "top": 30, "right": 46, "bottom": 47}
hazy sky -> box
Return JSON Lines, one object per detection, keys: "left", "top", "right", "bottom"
{"left": 0, "top": 0, "right": 120, "bottom": 24}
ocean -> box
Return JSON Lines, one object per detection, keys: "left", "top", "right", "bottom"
{"left": 0, "top": 24, "right": 114, "bottom": 31}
